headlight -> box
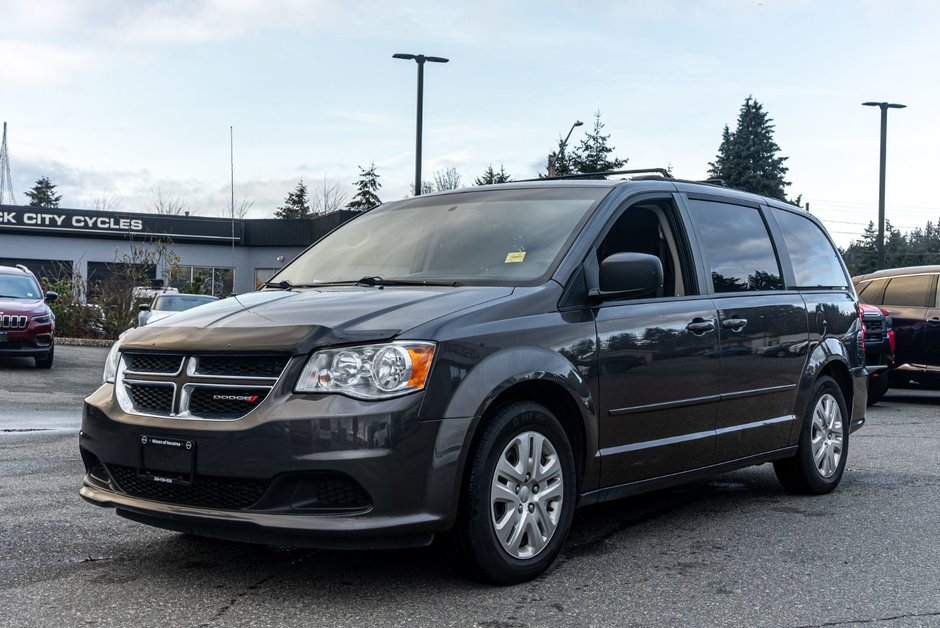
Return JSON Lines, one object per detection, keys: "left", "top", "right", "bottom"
{"left": 295, "top": 341, "right": 436, "bottom": 400}
{"left": 102, "top": 334, "right": 127, "bottom": 383}
{"left": 32, "top": 315, "right": 52, "bottom": 324}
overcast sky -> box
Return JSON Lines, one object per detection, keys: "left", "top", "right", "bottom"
{"left": 2, "top": 0, "right": 938, "bottom": 246}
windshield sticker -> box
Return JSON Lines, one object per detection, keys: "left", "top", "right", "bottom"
{"left": 504, "top": 252, "right": 526, "bottom": 264}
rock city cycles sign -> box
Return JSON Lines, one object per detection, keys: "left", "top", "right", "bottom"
{"left": 0, "top": 205, "right": 240, "bottom": 243}
{"left": 0, "top": 208, "right": 144, "bottom": 233}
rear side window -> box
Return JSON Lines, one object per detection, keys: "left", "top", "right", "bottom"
{"left": 686, "top": 199, "right": 783, "bottom": 293}
{"left": 882, "top": 275, "right": 935, "bottom": 308}
{"left": 772, "top": 208, "right": 848, "bottom": 288}
{"left": 856, "top": 278, "right": 887, "bottom": 305}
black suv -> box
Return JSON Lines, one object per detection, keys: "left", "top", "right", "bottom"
{"left": 80, "top": 174, "right": 867, "bottom": 583}
{"left": 854, "top": 266, "right": 940, "bottom": 389}
{"left": 0, "top": 264, "right": 57, "bottom": 368}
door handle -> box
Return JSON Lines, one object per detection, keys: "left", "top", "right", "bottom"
{"left": 721, "top": 317, "right": 748, "bottom": 331}
{"left": 686, "top": 318, "right": 716, "bottom": 334}
{"left": 929, "top": 316, "right": 940, "bottom": 326}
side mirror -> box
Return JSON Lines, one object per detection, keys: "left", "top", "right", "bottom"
{"left": 45, "top": 291, "right": 58, "bottom": 303}
{"left": 590, "top": 253, "right": 663, "bottom": 301}
{"left": 139, "top": 303, "right": 151, "bottom": 311}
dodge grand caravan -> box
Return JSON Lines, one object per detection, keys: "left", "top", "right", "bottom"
{"left": 80, "top": 173, "right": 867, "bottom": 584}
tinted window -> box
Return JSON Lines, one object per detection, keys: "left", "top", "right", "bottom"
{"left": 686, "top": 200, "right": 782, "bottom": 293}
{"left": 883, "top": 275, "right": 934, "bottom": 308}
{"left": 856, "top": 278, "right": 887, "bottom": 305}
{"left": 772, "top": 208, "right": 848, "bottom": 288}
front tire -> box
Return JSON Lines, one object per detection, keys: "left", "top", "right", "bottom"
{"left": 774, "top": 376, "right": 848, "bottom": 494}
{"left": 35, "top": 345, "right": 54, "bottom": 369}
{"left": 454, "top": 401, "right": 576, "bottom": 585}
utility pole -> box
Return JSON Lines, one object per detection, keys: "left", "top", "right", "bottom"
{"left": 862, "top": 101, "right": 906, "bottom": 270}
{"left": 0, "top": 122, "right": 15, "bottom": 205}
{"left": 393, "top": 53, "right": 449, "bottom": 195}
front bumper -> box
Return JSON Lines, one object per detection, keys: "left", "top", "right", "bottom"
{"left": 79, "top": 384, "right": 474, "bottom": 549}
{"left": 0, "top": 328, "right": 53, "bottom": 357}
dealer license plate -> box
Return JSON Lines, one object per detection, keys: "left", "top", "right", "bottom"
{"left": 138, "top": 435, "right": 195, "bottom": 485}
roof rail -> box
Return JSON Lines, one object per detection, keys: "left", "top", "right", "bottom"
{"left": 695, "top": 178, "right": 729, "bottom": 187}
{"left": 15, "top": 264, "right": 32, "bottom": 274}
{"left": 519, "top": 168, "right": 674, "bottom": 182}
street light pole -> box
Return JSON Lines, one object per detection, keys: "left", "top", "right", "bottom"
{"left": 548, "top": 120, "right": 583, "bottom": 177}
{"left": 394, "top": 53, "right": 449, "bottom": 196}
{"left": 862, "top": 101, "right": 906, "bottom": 270}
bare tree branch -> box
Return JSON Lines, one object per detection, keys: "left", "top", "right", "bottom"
{"left": 149, "top": 187, "right": 190, "bottom": 215}
{"left": 311, "top": 175, "right": 348, "bottom": 215}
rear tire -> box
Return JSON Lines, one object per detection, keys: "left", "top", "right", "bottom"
{"left": 453, "top": 401, "right": 576, "bottom": 585}
{"left": 35, "top": 346, "right": 54, "bottom": 369}
{"left": 774, "top": 376, "right": 848, "bottom": 494}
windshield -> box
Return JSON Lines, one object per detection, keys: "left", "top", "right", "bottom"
{"left": 272, "top": 187, "right": 606, "bottom": 286}
{"left": 154, "top": 295, "right": 218, "bottom": 311}
{"left": 0, "top": 275, "right": 42, "bottom": 299}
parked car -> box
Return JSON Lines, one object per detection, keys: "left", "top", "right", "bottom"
{"left": 858, "top": 303, "right": 895, "bottom": 405}
{"left": 0, "top": 264, "right": 57, "bottom": 368}
{"left": 853, "top": 266, "right": 940, "bottom": 389}
{"left": 80, "top": 173, "right": 867, "bottom": 584}
{"left": 138, "top": 293, "right": 219, "bottom": 327}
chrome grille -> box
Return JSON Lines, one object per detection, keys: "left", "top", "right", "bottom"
{"left": 0, "top": 314, "right": 28, "bottom": 329}
{"left": 115, "top": 352, "right": 288, "bottom": 421}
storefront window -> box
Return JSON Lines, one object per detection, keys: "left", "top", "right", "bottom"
{"left": 255, "top": 268, "right": 279, "bottom": 289}
{"left": 170, "top": 266, "right": 233, "bottom": 296}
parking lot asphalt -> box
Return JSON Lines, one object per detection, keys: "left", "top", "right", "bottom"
{"left": 1, "top": 346, "right": 939, "bottom": 627}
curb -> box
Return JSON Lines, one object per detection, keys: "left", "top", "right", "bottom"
{"left": 56, "top": 337, "right": 115, "bottom": 348}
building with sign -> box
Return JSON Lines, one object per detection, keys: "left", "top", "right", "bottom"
{"left": 0, "top": 204, "right": 356, "bottom": 296}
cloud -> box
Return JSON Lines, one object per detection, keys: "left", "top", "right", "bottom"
{"left": 0, "top": 41, "right": 98, "bottom": 89}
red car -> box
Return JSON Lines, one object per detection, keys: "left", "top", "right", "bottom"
{"left": 0, "top": 264, "right": 57, "bottom": 368}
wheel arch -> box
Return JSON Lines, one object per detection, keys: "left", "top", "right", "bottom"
{"left": 443, "top": 347, "right": 599, "bottom": 514}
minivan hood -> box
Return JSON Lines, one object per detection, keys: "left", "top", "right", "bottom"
{"left": 120, "top": 286, "right": 514, "bottom": 353}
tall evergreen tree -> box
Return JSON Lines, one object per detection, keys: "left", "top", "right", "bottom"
{"left": 569, "top": 111, "right": 627, "bottom": 178}
{"left": 708, "top": 96, "right": 790, "bottom": 199}
{"left": 25, "top": 176, "right": 62, "bottom": 208}
{"left": 475, "top": 164, "right": 512, "bottom": 185}
{"left": 347, "top": 163, "right": 382, "bottom": 211}
{"left": 274, "top": 179, "right": 311, "bottom": 219}
{"left": 546, "top": 138, "right": 576, "bottom": 177}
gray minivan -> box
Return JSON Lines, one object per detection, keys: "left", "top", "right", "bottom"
{"left": 81, "top": 172, "right": 867, "bottom": 583}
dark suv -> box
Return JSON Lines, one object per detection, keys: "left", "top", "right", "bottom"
{"left": 0, "top": 264, "right": 57, "bottom": 368}
{"left": 80, "top": 174, "right": 867, "bottom": 583}
{"left": 853, "top": 266, "right": 940, "bottom": 389}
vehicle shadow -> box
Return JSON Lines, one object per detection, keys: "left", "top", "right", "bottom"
{"left": 0, "top": 355, "right": 38, "bottom": 370}
{"left": 91, "top": 467, "right": 788, "bottom": 592}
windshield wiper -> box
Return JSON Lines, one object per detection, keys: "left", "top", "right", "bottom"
{"left": 355, "top": 276, "right": 464, "bottom": 287}
{"left": 262, "top": 280, "right": 294, "bottom": 290}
